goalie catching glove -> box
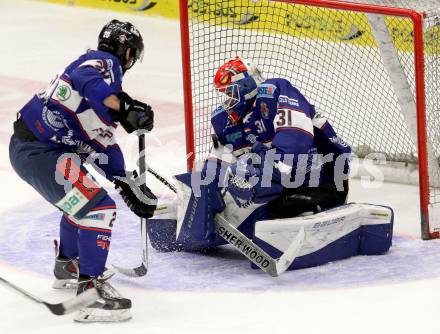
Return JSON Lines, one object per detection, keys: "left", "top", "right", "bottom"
{"left": 114, "top": 171, "right": 157, "bottom": 218}
{"left": 110, "top": 92, "right": 154, "bottom": 133}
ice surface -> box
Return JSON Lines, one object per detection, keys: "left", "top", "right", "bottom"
{"left": 0, "top": 1, "right": 440, "bottom": 333}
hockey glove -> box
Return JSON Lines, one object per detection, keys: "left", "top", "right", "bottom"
{"left": 111, "top": 92, "right": 154, "bottom": 133}
{"left": 114, "top": 171, "right": 158, "bottom": 219}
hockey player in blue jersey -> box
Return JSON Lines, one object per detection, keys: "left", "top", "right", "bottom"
{"left": 211, "top": 57, "right": 351, "bottom": 218}
{"left": 9, "top": 20, "right": 157, "bottom": 322}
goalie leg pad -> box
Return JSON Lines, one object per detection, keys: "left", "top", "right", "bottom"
{"left": 252, "top": 203, "right": 393, "bottom": 270}
{"left": 148, "top": 171, "right": 229, "bottom": 252}
{"left": 148, "top": 217, "right": 226, "bottom": 252}
{"left": 147, "top": 219, "right": 180, "bottom": 252}
{"left": 173, "top": 172, "right": 225, "bottom": 248}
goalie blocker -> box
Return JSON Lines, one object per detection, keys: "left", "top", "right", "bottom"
{"left": 147, "top": 172, "right": 393, "bottom": 272}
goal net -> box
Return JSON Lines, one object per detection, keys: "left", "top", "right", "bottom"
{"left": 179, "top": 0, "right": 440, "bottom": 239}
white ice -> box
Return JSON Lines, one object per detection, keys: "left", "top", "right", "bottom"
{"left": 0, "top": 1, "right": 440, "bottom": 333}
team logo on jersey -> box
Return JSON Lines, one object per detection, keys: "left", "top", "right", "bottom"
{"left": 93, "top": 128, "right": 114, "bottom": 140}
{"left": 42, "top": 107, "right": 66, "bottom": 131}
{"left": 260, "top": 102, "right": 270, "bottom": 119}
{"left": 56, "top": 85, "right": 71, "bottom": 102}
{"left": 96, "top": 235, "right": 111, "bottom": 250}
{"left": 257, "top": 84, "right": 276, "bottom": 98}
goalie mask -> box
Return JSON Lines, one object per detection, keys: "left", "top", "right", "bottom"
{"left": 214, "top": 57, "right": 264, "bottom": 122}
{"left": 98, "top": 19, "right": 144, "bottom": 71}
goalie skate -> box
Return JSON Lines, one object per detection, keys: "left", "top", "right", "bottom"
{"left": 74, "top": 277, "right": 132, "bottom": 323}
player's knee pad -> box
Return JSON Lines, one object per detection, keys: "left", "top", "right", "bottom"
{"left": 55, "top": 154, "right": 108, "bottom": 220}
{"left": 73, "top": 196, "right": 117, "bottom": 233}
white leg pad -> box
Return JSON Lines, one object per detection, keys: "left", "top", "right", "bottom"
{"left": 254, "top": 203, "right": 393, "bottom": 257}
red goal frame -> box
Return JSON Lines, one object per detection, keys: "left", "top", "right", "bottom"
{"left": 179, "top": 0, "right": 431, "bottom": 239}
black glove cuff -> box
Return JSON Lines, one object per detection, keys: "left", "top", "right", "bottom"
{"left": 109, "top": 92, "right": 133, "bottom": 120}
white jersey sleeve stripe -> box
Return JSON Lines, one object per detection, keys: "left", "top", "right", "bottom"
{"left": 312, "top": 115, "right": 328, "bottom": 129}
{"left": 274, "top": 108, "right": 314, "bottom": 136}
{"left": 49, "top": 78, "right": 82, "bottom": 113}
{"left": 76, "top": 109, "right": 117, "bottom": 148}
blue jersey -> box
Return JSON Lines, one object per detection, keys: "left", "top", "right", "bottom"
{"left": 18, "top": 50, "right": 125, "bottom": 180}
{"left": 211, "top": 78, "right": 351, "bottom": 186}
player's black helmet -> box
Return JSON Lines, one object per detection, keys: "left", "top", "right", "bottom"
{"left": 98, "top": 19, "right": 144, "bottom": 70}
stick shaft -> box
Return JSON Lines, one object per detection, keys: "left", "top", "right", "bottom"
{"left": 111, "top": 132, "right": 149, "bottom": 277}
{"left": 138, "top": 133, "right": 148, "bottom": 266}
{"left": 0, "top": 276, "right": 100, "bottom": 315}
{"left": 0, "top": 277, "right": 43, "bottom": 304}
{"left": 138, "top": 133, "right": 147, "bottom": 190}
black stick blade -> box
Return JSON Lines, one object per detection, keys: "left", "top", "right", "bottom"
{"left": 44, "top": 288, "right": 100, "bottom": 315}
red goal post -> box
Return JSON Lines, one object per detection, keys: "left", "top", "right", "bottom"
{"left": 179, "top": 0, "right": 440, "bottom": 239}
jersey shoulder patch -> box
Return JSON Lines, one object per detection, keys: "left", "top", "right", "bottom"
{"left": 257, "top": 83, "right": 277, "bottom": 99}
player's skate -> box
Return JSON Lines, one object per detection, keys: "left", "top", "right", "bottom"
{"left": 52, "top": 240, "right": 115, "bottom": 289}
{"left": 74, "top": 275, "right": 132, "bottom": 323}
{"left": 52, "top": 241, "right": 80, "bottom": 289}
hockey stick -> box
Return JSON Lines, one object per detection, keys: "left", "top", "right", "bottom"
{"left": 214, "top": 215, "right": 305, "bottom": 277}
{"left": 146, "top": 169, "right": 305, "bottom": 277}
{"left": 147, "top": 166, "right": 177, "bottom": 193}
{"left": 0, "top": 276, "right": 99, "bottom": 315}
{"left": 112, "top": 133, "right": 149, "bottom": 277}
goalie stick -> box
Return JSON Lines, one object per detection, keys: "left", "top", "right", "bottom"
{"left": 112, "top": 132, "right": 149, "bottom": 278}
{"left": 214, "top": 215, "right": 305, "bottom": 277}
{"left": 0, "top": 276, "right": 99, "bottom": 315}
{"left": 146, "top": 169, "right": 305, "bottom": 277}
{"left": 147, "top": 166, "right": 177, "bottom": 194}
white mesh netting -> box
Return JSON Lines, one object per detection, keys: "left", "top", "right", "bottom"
{"left": 184, "top": 0, "right": 439, "bottom": 203}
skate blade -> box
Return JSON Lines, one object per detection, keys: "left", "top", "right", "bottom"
{"left": 74, "top": 308, "right": 132, "bottom": 323}
{"left": 52, "top": 279, "right": 78, "bottom": 290}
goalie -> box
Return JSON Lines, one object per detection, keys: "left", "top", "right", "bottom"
{"left": 148, "top": 57, "right": 393, "bottom": 274}
{"left": 210, "top": 57, "right": 350, "bottom": 218}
